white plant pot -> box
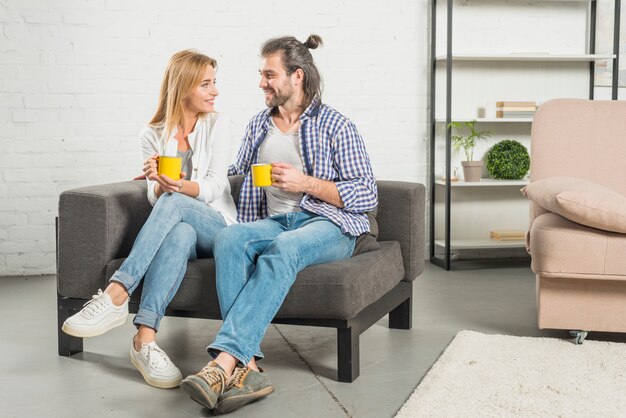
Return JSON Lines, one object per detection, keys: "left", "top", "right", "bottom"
{"left": 461, "top": 160, "right": 483, "bottom": 182}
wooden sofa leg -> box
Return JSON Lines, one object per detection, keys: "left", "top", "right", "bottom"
{"left": 58, "top": 298, "right": 83, "bottom": 356}
{"left": 337, "top": 326, "right": 360, "bottom": 383}
{"left": 389, "top": 296, "right": 412, "bottom": 330}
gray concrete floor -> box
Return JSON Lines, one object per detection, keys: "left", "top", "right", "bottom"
{"left": 2, "top": 262, "right": 620, "bottom": 418}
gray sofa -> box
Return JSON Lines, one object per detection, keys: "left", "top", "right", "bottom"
{"left": 57, "top": 177, "right": 425, "bottom": 382}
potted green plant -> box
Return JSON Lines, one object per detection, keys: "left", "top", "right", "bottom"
{"left": 448, "top": 120, "right": 492, "bottom": 182}
{"left": 485, "top": 139, "right": 530, "bottom": 180}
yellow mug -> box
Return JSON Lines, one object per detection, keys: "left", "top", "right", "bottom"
{"left": 251, "top": 163, "right": 272, "bottom": 187}
{"left": 157, "top": 156, "right": 182, "bottom": 181}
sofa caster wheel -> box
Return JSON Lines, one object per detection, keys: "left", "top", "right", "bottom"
{"left": 569, "top": 330, "right": 588, "bottom": 345}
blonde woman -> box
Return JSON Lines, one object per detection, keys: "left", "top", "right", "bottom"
{"left": 62, "top": 50, "right": 237, "bottom": 389}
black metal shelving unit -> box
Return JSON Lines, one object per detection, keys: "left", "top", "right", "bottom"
{"left": 429, "top": 0, "right": 621, "bottom": 270}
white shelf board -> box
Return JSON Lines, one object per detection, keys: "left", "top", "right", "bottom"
{"left": 435, "top": 53, "right": 615, "bottom": 62}
{"left": 435, "top": 238, "right": 526, "bottom": 250}
{"left": 435, "top": 179, "right": 529, "bottom": 187}
{"left": 435, "top": 118, "right": 533, "bottom": 123}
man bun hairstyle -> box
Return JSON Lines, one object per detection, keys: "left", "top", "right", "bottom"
{"left": 303, "top": 34, "right": 323, "bottom": 49}
{"left": 261, "top": 34, "right": 323, "bottom": 103}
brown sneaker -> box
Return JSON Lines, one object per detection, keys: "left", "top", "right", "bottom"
{"left": 215, "top": 366, "right": 274, "bottom": 414}
{"left": 180, "top": 361, "right": 228, "bottom": 410}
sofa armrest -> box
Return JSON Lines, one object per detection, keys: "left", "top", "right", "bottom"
{"left": 57, "top": 180, "right": 151, "bottom": 299}
{"left": 376, "top": 181, "right": 426, "bottom": 282}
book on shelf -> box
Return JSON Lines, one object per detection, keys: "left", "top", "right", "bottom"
{"left": 490, "top": 229, "right": 526, "bottom": 241}
{"left": 498, "top": 106, "right": 536, "bottom": 112}
{"left": 496, "top": 101, "right": 536, "bottom": 108}
{"left": 496, "top": 111, "right": 535, "bottom": 118}
{"left": 495, "top": 101, "right": 537, "bottom": 118}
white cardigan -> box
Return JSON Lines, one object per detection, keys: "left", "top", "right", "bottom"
{"left": 138, "top": 112, "right": 238, "bottom": 225}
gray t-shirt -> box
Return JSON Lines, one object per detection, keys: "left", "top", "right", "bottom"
{"left": 177, "top": 149, "right": 193, "bottom": 180}
{"left": 257, "top": 119, "right": 304, "bottom": 216}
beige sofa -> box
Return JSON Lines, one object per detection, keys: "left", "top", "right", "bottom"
{"left": 526, "top": 98, "right": 626, "bottom": 342}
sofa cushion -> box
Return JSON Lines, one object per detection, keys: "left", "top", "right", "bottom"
{"left": 529, "top": 212, "right": 626, "bottom": 279}
{"left": 522, "top": 176, "right": 626, "bottom": 233}
{"left": 353, "top": 210, "right": 381, "bottom": 255}
{"left": 105, "top": 241, "right": 405, "bottom": 320}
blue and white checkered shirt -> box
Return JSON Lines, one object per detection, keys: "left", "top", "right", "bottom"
{"left": 229, "top": 97, "right": 378, "bottom": 237}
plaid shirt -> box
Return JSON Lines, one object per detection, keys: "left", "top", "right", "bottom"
{"left": 229, "top": 97, "right": 378, "bottom": 236}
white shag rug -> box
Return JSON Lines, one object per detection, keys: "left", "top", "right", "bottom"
{"left": 396, "top": 330, "right": 626, "bottom": 417}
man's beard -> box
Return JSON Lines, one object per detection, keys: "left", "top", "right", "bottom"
{"left": 265, "top": 84, "right": 293, "bottom": 108}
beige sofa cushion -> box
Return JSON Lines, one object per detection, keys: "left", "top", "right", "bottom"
{"left": 529, "top": 212, "right": 626, "bottom": 279}
{"left": 522, "top": 176, "right": 626, "bottom": 233}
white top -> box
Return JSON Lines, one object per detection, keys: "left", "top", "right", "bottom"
{"left": 138, "top": 112, "right": 238, "bottom": 225}
{"left": 257, "top": 119, "right": 304, "bottom": 216}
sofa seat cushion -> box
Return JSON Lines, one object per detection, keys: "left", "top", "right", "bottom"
{"left": 105, "top": 241, "right": 405, "bottom": 321}
{"left": 529, "top": 213, "right": 626, "bottom": 279}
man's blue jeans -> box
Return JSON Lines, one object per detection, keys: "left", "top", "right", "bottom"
{"left": 109, "top": 192, "right": 227, "bottom": 331}
{"left": 208, "top": 211, "right": 356, "bottom": 365}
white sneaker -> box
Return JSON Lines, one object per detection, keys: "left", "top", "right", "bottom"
{"left": 130, "top": 341, "right": 183, "bottom": 389}
{"left": 62, "top": 289, "right": 129, "bottom": 338}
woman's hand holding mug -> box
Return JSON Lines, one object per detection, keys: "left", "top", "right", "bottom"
{"left": 143, "top": 154, "right": 159, "bottom": 181}
{"left": 144, "top": 153, "right": 185, "bottom": 193}
{"left": 157, "top": 172, "right": 186, "bottom": 193}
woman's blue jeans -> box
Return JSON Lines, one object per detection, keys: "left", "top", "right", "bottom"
{"left": 208, "top": 211, "right": 356, "bottom": 365}
{"left": 109, "top": 192, "right": 227, "bottom": 331}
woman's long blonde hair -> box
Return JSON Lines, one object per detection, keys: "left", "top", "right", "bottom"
{"left": 149, "top": 49, "right": 217, "bottom": 139}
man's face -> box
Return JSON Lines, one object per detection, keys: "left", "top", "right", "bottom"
{"left": 259, "top": 53, "right": 295, "bottom": 108}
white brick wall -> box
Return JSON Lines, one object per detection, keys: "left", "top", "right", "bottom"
{"left": 0, "top": 0, "right": 429, "bottom": 276}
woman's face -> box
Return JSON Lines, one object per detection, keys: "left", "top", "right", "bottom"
{"left": 184, "top": 65, "right": 219, "bottom": 114}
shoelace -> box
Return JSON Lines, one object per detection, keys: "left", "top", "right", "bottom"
{"left": 199, "top": 364, "right": 227, "bottom": 394}
{"left": 141, "top": 344, "right": 171, "bottom": 371}
{"left": 228, "top": 367, "right": 248, "bottom": 388}
{"left": 81, "top": 289, "right": 109, "bottom": 318}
